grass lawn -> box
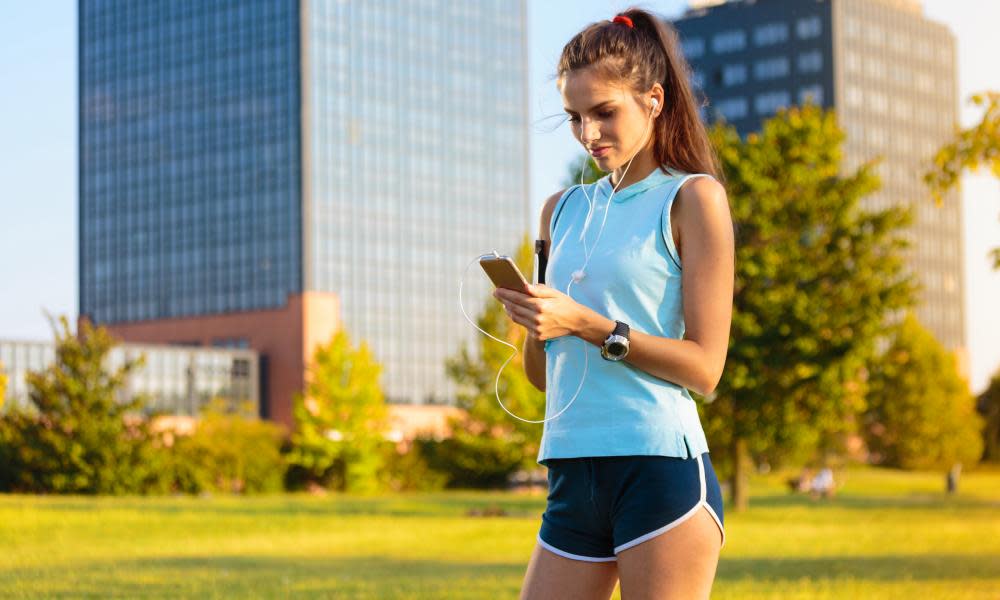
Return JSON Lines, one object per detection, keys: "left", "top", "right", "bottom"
{"left": 1, "top": 464, "right": 998, "bottom": 599}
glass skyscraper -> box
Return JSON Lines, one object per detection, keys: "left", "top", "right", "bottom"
{"left": 79, "top": 1, "right": 529, "bottom": 426}
{"left": 674, "top": 0, "right": 966, "bottom": 364}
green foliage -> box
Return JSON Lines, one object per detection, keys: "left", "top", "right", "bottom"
{"left": 168, "top": 399, "right": 288, "bottom": 494}
{"left": 978, "top": 370, "right": 1000, "bottom": 462}
{"left": 924, "top": 91, "right": 1000, "bottom": 268}
{"left": 562, "top": 154, "right": 604, "bottom": 188}
{"left": 0, "top": 360, "right": 7, "bottom": 410}
{"left": 443, "top": 236, "right": 545, "bottom": 488}
{"left": 703, "top": 104, "right": 916, "bottom": 502}
{"left": 0, "top": 315, "right": 165, "bottom": 494}
{"left": 287, "top": 329, "right": 389, "bottom": 494}
{"left": 376, "top": 438, "right": 449, "bottom": 492}
{"left": 864, "top": 314, "right": 984, "bottom": 470}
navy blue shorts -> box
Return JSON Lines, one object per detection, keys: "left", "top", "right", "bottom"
{"left": 537, "top": 452, "right": 725, "bottom": 562}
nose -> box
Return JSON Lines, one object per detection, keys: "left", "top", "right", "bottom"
{"left": 580, "top": 118, "right": 600, "bottom": 145}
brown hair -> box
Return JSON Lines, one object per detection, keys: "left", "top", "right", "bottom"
{"left": 557, "top": 7, "right": 721, "bottom": 180}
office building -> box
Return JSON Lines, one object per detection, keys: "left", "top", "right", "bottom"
{"left": 78, "top": 1, "right": 529, "bottom": 427}
{"left": 673, "top": 0, "right": 966, "bottom": 362}
{"left": 0, "top": 339, "right": 259, "bottom": 416}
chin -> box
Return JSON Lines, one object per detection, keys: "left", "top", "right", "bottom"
{"left": 593, "top": 156, "right": 616, "bottom": 171}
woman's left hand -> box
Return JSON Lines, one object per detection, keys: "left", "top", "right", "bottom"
{"left": 493, "top": 284, "right": 582, "bottom": 341}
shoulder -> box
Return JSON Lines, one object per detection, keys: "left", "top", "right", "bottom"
{"left": 542, "top": 188, "right": 567, "bottom": 217}
{"left": 673, "top": 175, "right": 734, "bottom": 259}
{"left": 539, "top": 187, "right": 572, "bottom": 240}
{"left": 674, "top": 176, "right": 729, "bottom": 226}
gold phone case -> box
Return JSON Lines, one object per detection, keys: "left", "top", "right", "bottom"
{"left": 480, "top": 255, "right": 529, "bottom": 291}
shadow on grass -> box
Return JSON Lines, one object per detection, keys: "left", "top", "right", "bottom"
{"left": 717, "top": 553, "right": 1000, "bottom": 582}
{"left": 0, "top": 555, "right": 524, "bottom": 599}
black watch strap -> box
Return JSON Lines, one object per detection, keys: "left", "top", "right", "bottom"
{"left": 612, "top": 320, "right": 630, "bottom": 339}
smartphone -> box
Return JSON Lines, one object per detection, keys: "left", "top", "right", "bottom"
{"left": 480, "top": 253, "right": 530, "bottom": 292}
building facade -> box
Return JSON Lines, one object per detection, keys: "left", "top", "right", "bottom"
{"left": 78, "top": 1, "right": 529, "bottom": 427}
{"left": 673, "top": 0, "right": 966, "bottom": 362}
{"left": 0, "top": 339, "right": 259, "bottom": 416}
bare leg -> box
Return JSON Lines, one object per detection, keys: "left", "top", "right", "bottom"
{"left": 520, "top": 543, "right": 620, "bottom": 600}
{"left": 615, "top": 505, "right": 723, "bottom": 600}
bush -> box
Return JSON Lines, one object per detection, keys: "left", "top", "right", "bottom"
{"left": 168, "top": 409, "right": 288, "bottom": 495}
{"left": 420, "top": 428, "right": 527, "bottom": 489}
{"left": 377, "top": 438, "right": 449, "bottom": 492}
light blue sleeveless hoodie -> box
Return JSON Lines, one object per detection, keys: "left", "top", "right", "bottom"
{"left": 537, "top": 166, "right": 713, "bottom": 466}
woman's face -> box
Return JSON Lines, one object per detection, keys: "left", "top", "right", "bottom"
{"left": 560, "top": 67, "right": 659, "bottom": 171}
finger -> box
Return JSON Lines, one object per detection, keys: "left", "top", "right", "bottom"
{"left": 506, "top": 302, "right": 539, "bottom": 323}
{"left": 529, "top": 284, "right": 561, "bottom": 299}
{"left": 500, "top": 287, "right": 531, "bottom": 302}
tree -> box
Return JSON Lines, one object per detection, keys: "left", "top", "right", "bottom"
{"left": 563, "top": 154, "right": 604, "bottom": 188}
{"left": 863, "top": 314, "right": 984, "bottom": 470}
{"left": 0, "top": 315, "right": 166, "bottom": 494}
{"left": 704, "top": 104, "right": 916, "bottom": 510}
{"left": 976, "top": 369, "right": 1000, "bottom": 462}
{"left": 0, "top": 360, "right": 7, "bottom": 410}
{"left": 442, "top": 236, "right": 545, "bottom": 487}
{"left": 287, "top": 329, "right": 389, "bottom": 493}
{"left": 924, "top": 91, "right": 1000, "bottom": 268}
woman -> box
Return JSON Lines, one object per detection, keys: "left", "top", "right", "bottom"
{"left": 493, "top": 8, "right": 735, "bottom": 599}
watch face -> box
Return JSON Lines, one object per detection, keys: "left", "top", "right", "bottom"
{"left": 607, "top": 341, "right": 627, "bottom": 357}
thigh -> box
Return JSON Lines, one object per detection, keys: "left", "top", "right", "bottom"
{"left": 519, "top": 542, "right": 619, "bottom": 600}
{"left": 616, "top": 505, "right": 721, "bottom": 600}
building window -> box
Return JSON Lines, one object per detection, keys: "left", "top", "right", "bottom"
{"left": 796, "top": 16, "right": 822, "bottom": 39}
{"left": 691, "top": 69, "right": 705, "bottom": 88}
{"left": 844, "top": 50, "right": 861, "bottom": 73}
{"left": 714, "top": 97, "right": 748, "bottom": 120}
{"left": 866, "top": 24, "right": 885, "bottom": 47}
{"left": 753, "top": 57, "right": 789, "bottom": 80}
{"left": 844, "top": 17, "right": 860, "bottom": 38}
{"left": 754, "top": 22, "right": 789, "bottom": 46}
{"left": 865, "top": 58, "right": 887, "bottom": 79}
{"left": 754, "top": 91, "right": 790, "bottom": 116}
{"left": 681, "top": 37, "right": 705, "bottom": 58}
{"left": 797, "top": 50, "right": 823, "bottom": 73}
{"left": 870, "top": 91, "right": 889, "bottom": 114}
{"left": 798, "top": 85, "right": 824, "bottom": 105}
{"left": 712, "top": 30, "right": 746, "bottom": 53}
{"left": 721, "top": 64, "right": 747, "bottom": 86}
{"left": 845, "top": 85, "right": 863, "bottom": 107}
{"left": 868, "top": 127, "right": 887, "bottom": 148}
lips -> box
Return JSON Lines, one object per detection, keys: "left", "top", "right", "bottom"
{"left": 589, "top": 146, "right": 611, "bottom": 158}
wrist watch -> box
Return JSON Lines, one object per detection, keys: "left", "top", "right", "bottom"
{"left": 601, "top": 320, "right": 631, "bottom": 361}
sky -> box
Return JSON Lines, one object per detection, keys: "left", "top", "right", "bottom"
{"left": 0, "top": 1, "right": 997, "bottom": 392}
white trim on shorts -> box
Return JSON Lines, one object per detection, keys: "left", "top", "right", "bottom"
{"left": 536, "top": 534, "right": 617, "bottom": 562}
{"left": 613, "top": 453, "right": 727, "bottom": 553}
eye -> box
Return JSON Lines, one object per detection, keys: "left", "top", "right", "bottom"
{"left": 566, "top": 114, "right": 580, "bottom": 123}
{"left": 598, "top": 110, "right": 615, "bottom": 119}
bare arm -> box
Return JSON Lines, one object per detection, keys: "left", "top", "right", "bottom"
{"left": 570, "top": 177, "right": 734, "bottom": 395}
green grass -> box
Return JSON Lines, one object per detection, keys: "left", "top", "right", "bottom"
{"left": 1, "top": 465, "right": 998, "bottom": 599}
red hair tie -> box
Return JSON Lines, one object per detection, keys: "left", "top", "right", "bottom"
{"left": 612, "top": 15, "right": 634, "bottom": 28}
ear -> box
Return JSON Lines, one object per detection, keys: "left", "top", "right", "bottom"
{"left": 649, "top": 83, "right": 666, "bottom": 116}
